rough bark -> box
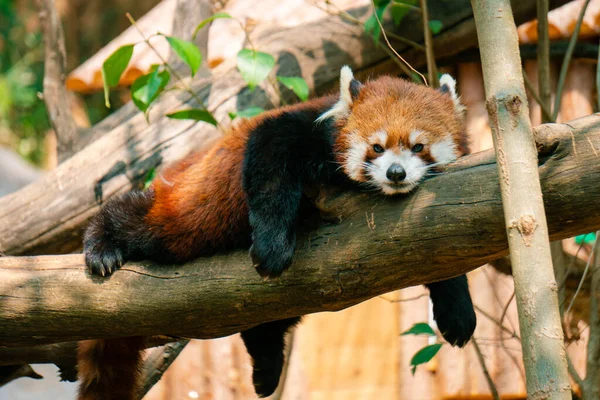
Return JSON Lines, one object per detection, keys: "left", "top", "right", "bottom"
{"left": 168, "top": 0, "right": 213, "bottom": 76}
{"left": 1, "top": 115, "right": 600, "bottom": 348}
{"left": 37, "top": 0, "right": 80, "bottom": 162}
{"left": 0, "top": 0, "right": 566, "bottom": 258}
{"left": 471, "top": 1, "right": 571, "bottom": 399}
{"left": 137, "top": 340, "right": 190, "bottom": 398}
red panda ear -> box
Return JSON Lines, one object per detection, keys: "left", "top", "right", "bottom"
{"left": 439, "top": 74, "right": 465, "bottom": 115}
{"left": 316, "top": 66, "right": 362, "bottom": 122}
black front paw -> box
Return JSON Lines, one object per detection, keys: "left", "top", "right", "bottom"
{"left": 84, "top": 240, "right": 124, "bottom": 277}
{"left": 434, "top": 300, "right": 476, "bottom": 347}
{"left": 250, "top": 234, "right": 295, "bottom": 279}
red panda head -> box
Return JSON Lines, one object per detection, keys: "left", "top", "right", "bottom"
{"left": 318, "top": 66, "right": 468, "bottom": 195}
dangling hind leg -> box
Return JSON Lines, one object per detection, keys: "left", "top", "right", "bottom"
{"left": 240, "top": 317, "right": 301, "bottom": 398}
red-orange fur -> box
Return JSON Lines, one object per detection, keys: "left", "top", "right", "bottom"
{"left": 78, "top": 337, "right": 145, "bottom": 400}
{"left": 78, "top": 74, "right": 468, "bottom": 399}
{"left": 78, "top": 97, "right": 335, "bottom": 400}
{"left": 334, "top": 76, "right": 468, "bottom": 174}
{"left": 144, "top": 96, "right": 336, "bottom": 260}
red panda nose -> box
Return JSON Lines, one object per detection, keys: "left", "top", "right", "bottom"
{"left": 386, "top": 164, "right": 406, "bottom": 182}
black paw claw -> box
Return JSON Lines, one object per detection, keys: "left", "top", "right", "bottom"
{"left": 84, "top": 243, "right": 124, "bottom": 277}
{"left": 249, "top": 242, "right": 294, "bottom": 279}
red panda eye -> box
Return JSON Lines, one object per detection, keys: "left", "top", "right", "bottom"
{"left": 412, "top": 143, "right": 424, "bottom": 153}
{"left": 373, "top": 144, "right": 384, "bottom": 153}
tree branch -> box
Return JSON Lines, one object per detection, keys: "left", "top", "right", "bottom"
{"left": 472, "top": 0, "right": 571, "bottom": 398}
{"left": 1, "top": 115, "right": 600, "bottom": 349}
{"left": 36, "top": 0, "right": 80, "bottom": 163}
{"left": 0, "top": 0, "right": 564, "bottom": 258}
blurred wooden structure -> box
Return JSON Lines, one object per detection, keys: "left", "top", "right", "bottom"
{"left": 51, "top": 0, "right": 600, "bottom": 399}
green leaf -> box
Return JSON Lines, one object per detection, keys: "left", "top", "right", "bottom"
{"left": 101, "top": 44, "right": 135, "bottom": 108}
{"left": 143, "top": 168, "right": 156, "bottom": 190}
{"left": 192, "top": 12, "right": 232, "bottom": 39}
{"left": 166, "top": 36, "right": 202, "bottom": 77}
{"left": 131, "top": 69, "right": 170, "bottom": 113}
{"left": 236, "top": 49, "right": 275, "bottom": 89}
{"left": 410, "top": 344, "right": 442, "bottom": 375}
{"left": 230, "top": 107, "right": 265, "bottom": 120}
{"left": 401, "top": 323, "right": 436, "bottom": 336}
{"left": 374, "top": 0, "right": 390, "bottom": 6}
{"left": 277, "top": 76, "right": 309, "bottom": 101}
{"left": 575, "top": 232, "right": 597, "bottom": 245}
{"left": 428, "top": 20, "right": 443, "bottom": 35}
{"left": 364, "top": 4, "right": 387, "bottom": 44}
{"left": 167, "top": 108, "right": 217, "bottom": 125}
{"left": 390, "top": 3, "right": 412, "bottom": 25}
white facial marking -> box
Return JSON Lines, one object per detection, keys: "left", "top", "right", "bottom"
{"left": 344, "top": 133, "right": 369, "bottom": 181}
{"left": 409, "top": 129, "right": 427, "bottom": 146}
{"left": 439, "top": 74, "right": 465, "bottom": 115}
{"left": 316, "top": 65, "right": 355, "bottom": 122}
{"left": 366, "top": 149, "right": 427, "bottom": 195}
{"left": 370, "top": 130, "right": 388, "bottom": 145}
{"left": 430, "top": 136, "right": 458, "bottom": 165}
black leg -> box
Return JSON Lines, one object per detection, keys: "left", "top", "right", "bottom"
{"left": 84, "top": 189, "right": 164, "bottom": 276}
{"left": 426, "top": 274, "right": 476, "bottom": 347}
{"left": 240, "top": 317, "right": 301, "bottom": 398}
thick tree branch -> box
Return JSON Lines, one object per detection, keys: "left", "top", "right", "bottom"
{"left": 36, "top": 0, "right": 80, "bottom": 162}
{"left": 1, "top": 115, "right": 599, "bottom": 349}
{"left": 0, "top": 0, "right": 565, "bottom": 258}
{"left": 472, "top": 0, "right": 571, "bottom": 398}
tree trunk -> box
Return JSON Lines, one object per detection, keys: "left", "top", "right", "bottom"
{"left": 471, "top": 0, "right": 571, "bottom": 398}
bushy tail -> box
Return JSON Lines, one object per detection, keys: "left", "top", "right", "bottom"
{"left": 77, "top": 337, "right": 146, "bottom": 400}
{"left": 84, "top": 189, "right": 163, "bottom": 276}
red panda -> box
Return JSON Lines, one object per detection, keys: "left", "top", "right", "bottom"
{"left": 79, "top": 66, "right": 476, "bottom": 400}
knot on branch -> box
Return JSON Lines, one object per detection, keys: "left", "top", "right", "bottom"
{"left": 508, "top": 214, "right": 537, "bottom": 247}
{"left": 485, "top": 94, "right": 524, "bottom": 129}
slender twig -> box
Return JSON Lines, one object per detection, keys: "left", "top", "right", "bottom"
{"left": 522, "top": 69, "right": 554, "bottom": 122}
{"left": 125, "top": 13, "right": 208, "bottom": 110}
{"left": 370, "top": 0, "right": 427, "bottom": 85}
{"left": 313, "top": 1, "right": 425, "bottom": 51}
{"left": 552, "top": 0, "right": 592, "bottom": 120}
{"left": 379, "top": 44, "right": 414, "bottom": 77}
{"left": 565, "top": 231, "right": 600, "bottom": 317}
{"left": 537, "top": 0, "right": 552, "bottom": 123}
{"left": 499, "top": 290, "right": 515, "bottom": 331}
{"left": 378, "top": 292, "right": 428, "bottom": 303}
{"left": 472, "top": 338, "right": 501, "bottom": 400}
{"left": 473, "top": 304, "right": 520, "bottom": 340}
{"left": 558, "top": 239, "right": 588, "bottom": 305}
{"left": 419, "top": 0, "right": 438, "bottom": 87}
{"left": 583, "top": 233, "right": 600, "bottom": 399}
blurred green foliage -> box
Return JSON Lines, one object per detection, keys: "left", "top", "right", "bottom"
{"left": 0, "top": 0, "right": 49, "bottom": 165}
